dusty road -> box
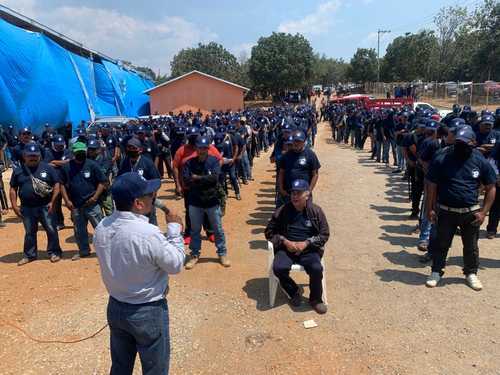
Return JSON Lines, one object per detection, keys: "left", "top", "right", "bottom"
{"left": 1, "top": 122, "right": 500, "bottom": 374}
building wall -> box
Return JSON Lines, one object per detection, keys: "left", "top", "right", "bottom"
{"left": 149, "top": 73, "right": 245, "bottom": 115}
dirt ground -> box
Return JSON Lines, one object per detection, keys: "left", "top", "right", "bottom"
{"left": 1, "top": 121, "right": 500, "bottom": 374}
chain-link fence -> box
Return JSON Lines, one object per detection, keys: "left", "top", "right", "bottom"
{"left": 364, "top": 82, "right": 500, "bottom": 110}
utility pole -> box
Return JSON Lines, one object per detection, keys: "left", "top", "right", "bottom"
{"left": 377, "top": 29, "right": 391, "bottom": 84}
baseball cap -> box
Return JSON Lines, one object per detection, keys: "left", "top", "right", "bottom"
{"left": 87, "top": 139, "right": 100, "bottom": 149}
{"left": 127, "top": 137, "right": 143, "bottom": 149}
{"left": 195, "top": 136, "right": 210, "bottom": 148}
{"left": 284, "top": 135, "right": 294, "bottom": 145}
{"left": 23, "top": 142, "right": 41, "bottom": 156}
{"left": 72, "top": 141, "right": 87, "bottom": 153}
{"left": 53, "top": 135, "right": 65, "bottom": 145}
{"left": 292, "top": 130, "right": 306, "bottom": 142}
{"left": 455, "top": 127, "right": 476, "bottom": 143}
{"left": 479, "top": 115, "right": 495, "bottom": 125}
{"left": 290, "top": 179, "right": 310, "bottom": 192}
{"left": 111, "top": 172, "right": 161, "bottom": 206}
{"left": 186, "top": 126, "right": 200, "bottom": 136}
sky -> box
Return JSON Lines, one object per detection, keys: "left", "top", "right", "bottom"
{"left": 0, "top": 0, "right": 483, "bottom": 74}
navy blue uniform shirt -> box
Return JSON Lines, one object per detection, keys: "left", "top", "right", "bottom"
{"left": 183, "top": 155, "right": 221, "bottom": 208}
{"left": 427, "top": 148, "right": 496, "bottom": 208}
{"left": 10, "top": 162, "right": 59, "bottom": 207}
{"left": 279, "top": 147, "right": 321, "bottom": 191}
{"left": 61, "top": 159, "right": 106, "bottom": 208}
{"left": 118, "top": 155, "right": 160, "bottom": 181}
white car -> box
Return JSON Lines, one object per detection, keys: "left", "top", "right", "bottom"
{"left": 413, "top": 102, "right": 452, "bottom": 119}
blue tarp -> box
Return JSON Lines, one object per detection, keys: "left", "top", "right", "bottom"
{"left": 0, "top": 18, "right": 154, "bottom": 134}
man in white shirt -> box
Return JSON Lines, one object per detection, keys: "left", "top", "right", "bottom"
{"left": 94, "top": 172, "right": 185, "bottom": 375}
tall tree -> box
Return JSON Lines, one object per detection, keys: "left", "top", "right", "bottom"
{"left": 434, "top": 6, "right": 469, "bottom": 81}
{"left": 170, "top": 42, "right": 243, "bottom": 84}
{"left": 248, "top": 32, "right": 314, "bottom": 95}
{"left": 347, "top": 48, "right": 378, "bottom": 83}
{"left": 381, "top": 31, "right": 439, "bottom": 82}
{"left": 311, "top": 54, "right": 349, "bottom": 85}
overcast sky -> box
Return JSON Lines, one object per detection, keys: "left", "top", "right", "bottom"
{"left": 0, "top": 0, "right": 480, "bottom": 74}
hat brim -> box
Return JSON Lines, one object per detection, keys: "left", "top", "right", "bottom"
{"left": 455, "top": 136, "right": 473, "bottom": 143}
{"left": 143, "top": 179, "right": 161, "bottom": 195}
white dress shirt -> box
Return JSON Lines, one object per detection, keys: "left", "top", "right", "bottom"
{"left": 94, "top": 211, "right": 185, "bottom": 304}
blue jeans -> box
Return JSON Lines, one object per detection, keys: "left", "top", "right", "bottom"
{"left": 72, "top": 203, "right": 102, "bottom": 255}
{"left": 188, "top": 205, "right": 227, "bottom": 256}
{"left": 21, "top": 205, "right": 62, "bottom": 259}
{"left": 382, "top": 139, "right": 397, "bottom": 164}
{"left": 237, "top": 152, "right": 252, "bottom": 181}
{"left": 396, "top": 145, "right": 406, "bottom": 170}
{"left": 107, "top": 297, "right": 170, "bottom": 375}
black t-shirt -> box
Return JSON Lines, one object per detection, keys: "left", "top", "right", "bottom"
{"left": 61, "top": 159, "right": 107, "bottom": 208}
{"left": 280, "top": 148, "right": 321, "bottom": 191}
{"left": 286, "top": 208, "right": 316, "bottom": 242}
{"left": 10, "top": 162, "right": 60, "bottom": 207}
{"left": 118, "top": 155, "right": 160, "bottom": 181}
{"left": 427, "top": 148, "right": 496, "bottom": 208}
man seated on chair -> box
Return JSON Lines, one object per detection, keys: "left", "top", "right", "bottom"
{"left": 265, "top": 179, "right": 330, "bottom": 314}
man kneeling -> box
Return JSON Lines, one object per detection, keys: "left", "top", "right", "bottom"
{"left": 265, "top": 179, "right": 330, "bottom": 314}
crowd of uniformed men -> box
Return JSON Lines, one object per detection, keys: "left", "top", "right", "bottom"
{"left": 322, "top": 101, "right": 500, "bottom": 290}
{"left": 0, "top": 105, "right": 326, "bottom": 282}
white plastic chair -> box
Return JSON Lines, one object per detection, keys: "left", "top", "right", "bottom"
{"left": 268, "top": 241, "right": 327, "bottom": 307}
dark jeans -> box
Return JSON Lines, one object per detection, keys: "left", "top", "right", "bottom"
{"left": 107, "top": 297, "right": 170, "bottom": 375}
{"left": 272, "top": 250, "right": 324, "bottom": 304}
{"left": 21, "top": 205, "right": 62, "bottom": 259}
{"left": 72, "top": 203, "right": 102, "bottom": 255}
{"left": 188, "top": 205, "right": 227, "bottom": 256}
{"left": 410, "top": 166, "right": 424, "bottom": 215}
{"left": 183, "top": 196, "right": 212, "bottom": 237}
{"left": 432, "top": 210, "right": 480, "bottom": 275}
{"left": 486, "top": 188, "right": 500, "bottom": 234}
{"left": 220, "top": 164, "right": 240, "bottom": 195}
{"left": 53, "top": 194, "right": 64, "bottom": 226}
{"left": 158, "top": 153, "right": 173, "bottom": 179}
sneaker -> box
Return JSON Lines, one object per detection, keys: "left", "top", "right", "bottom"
{"left": 183, "top": 236, "right": 191, "bottom": 246}
{"left": 56, "top": 224, "right": 65, "bottom": 231}
{"left": 289, "top": 292, "right": 302, "bottom": 307}
{"left": 235, "top": 193, "right": 242, "bottom": 200}
{"left": 50, "top": 255, "right": 61, "bottom": 263}
{"left": 17, "top": 257, "right": 35, "bottom": 266}
{"left": 219, "top": 255, "right": 231, "bottom": 267}
{"left": 208, "top": 234, "right": 215, "bottom": 243}
{"left": 185, "top": 255, "right": 199, "bottom": 270}
{"left": 311, "top": 302, "right": 328, "bottom": 314}
{"left": 242, "top": 180, "right": 249, "bottom": 185}
{"left": 466, "top": 274, "right": 483, "bottom": 291}
{"left": 392, "top": 169, "right": 402, "bottom": 174}
{"left": 426, "top": 272, "right": 441, "bottom": 288}
{"left": 72, "top": 253, "right": 89, "bottom": 261}
{"left": 417, "top": 242, "right": 428, "bottom": 252}
{"left": 486, "top": 232, "right": 495, "bottom": 239}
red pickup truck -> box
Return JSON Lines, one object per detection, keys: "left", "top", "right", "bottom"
{"left": 330, "top": 94, "right": 414, "bottom": 109}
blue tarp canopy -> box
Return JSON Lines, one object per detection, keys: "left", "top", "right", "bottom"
{"left": 0, "top": 17, "right": 154, "bottom": 134}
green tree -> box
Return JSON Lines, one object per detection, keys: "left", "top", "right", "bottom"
{"left": 469, "top": 0, "right": 500, "bottom": 81}
{"left": 170, "top": 42, "right": 243, "bottom": 84}
{"left": 248, "top": 32, "right": 314, "bottom": 95}
{"left": 347, "top": 48, "right": 378, "bottom": 83}
{"left": 380, "top": 31, "right": 439, "bottom": 81}
{"left": 434, "top": 6, "right": 469, "bottom": 81}
{"left": 311, "top": 54, "right": 349, "bottom": 85}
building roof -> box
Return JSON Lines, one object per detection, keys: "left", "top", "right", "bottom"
{"left": 144, "top": 70, "right": 250, "bottom": 94}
